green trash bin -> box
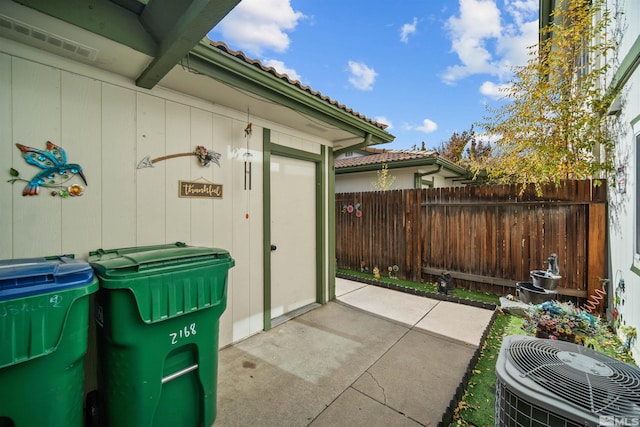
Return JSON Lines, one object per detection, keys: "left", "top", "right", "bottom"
{"left": 88, "top": 242, "right": 234, "bottom": 427}
{"left": 0, "top": 255, "right": 98, "bottom": 427}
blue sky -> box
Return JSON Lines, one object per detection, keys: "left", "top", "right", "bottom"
{"left": 207, "top": 0, "right": 539, "bottom": 150}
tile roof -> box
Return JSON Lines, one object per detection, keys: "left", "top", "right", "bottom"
{"left": 208, "top": 41, "right": 389, "bottom": 131}
{"left": 335, "top": 149, "right": 442, "bottom": 169}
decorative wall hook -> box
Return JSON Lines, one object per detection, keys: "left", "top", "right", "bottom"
{"left": 137, "top": 146, "right": 221, "bottom": 169}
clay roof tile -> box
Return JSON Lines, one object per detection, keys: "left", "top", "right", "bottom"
{"left": 209, "top": 41, "right": 388, "bottom": 131}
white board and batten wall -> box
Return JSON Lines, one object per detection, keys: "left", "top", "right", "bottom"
{"left": 0, "top": 40, "right": 331, "bottom": 348}
{"left": 607, "top": 1, "right": 640, "bottom": 363}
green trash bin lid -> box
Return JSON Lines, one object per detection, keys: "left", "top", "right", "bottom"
{"left": 88, "top": 243, "right": 233, "bottom": 323}
{"left": 88, "top": 242, "right": 233, "bottom": 284}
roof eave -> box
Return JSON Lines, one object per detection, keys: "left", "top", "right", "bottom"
{"left": 187, "top": 41, "right": 395, "bottom": 147}
{"left": 336, "top": 157, "right": 470, "bottom": 177}
{"left": 12, "top": 0, "right": 241, "bottom": 89}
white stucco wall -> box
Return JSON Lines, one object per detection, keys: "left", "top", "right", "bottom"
{"left": 335, "top": 169, "right": 413, "bottom": 192}
{"left": 606, "top": 1, "right": 640, "bottom": 363}
{"left": 335, "top": 167, "right": 465, "bottom": 192}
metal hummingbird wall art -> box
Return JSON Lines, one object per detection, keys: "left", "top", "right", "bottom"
{"left": 8, "top": 141, "right": 87, "bottom": 198}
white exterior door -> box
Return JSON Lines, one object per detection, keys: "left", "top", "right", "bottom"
{"left": 270, "top": 155, "right": 317, "bottom": 319}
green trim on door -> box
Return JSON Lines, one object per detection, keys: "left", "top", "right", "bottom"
{"left": 262, "top": 128, "right": 327, "bottom": 331}
{"left": 268, "top": 143, "right": 323, "bottom": 162}
{"left": 263, "top": 128, "right": 273, "bottom": 331}
{"left": 328, "top": 148, "right": 336, "bottom": 301}
{"left": 317, "top": 146, "right": 327, "bottom": 304}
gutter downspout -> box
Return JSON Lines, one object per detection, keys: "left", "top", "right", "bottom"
{"left": 414, "top": 165, "right": 442, "bottom": 188}
{"left": 333, "top": 133, "right": 372, "bottom": 157}
{"left": 610, "top": 35, "right": 640, "bottom": 95}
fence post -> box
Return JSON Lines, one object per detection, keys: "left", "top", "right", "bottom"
{"left": 587, "top": 202, "right": 607, "bottom": 314}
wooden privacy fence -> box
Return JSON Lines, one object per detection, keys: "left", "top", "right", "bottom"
{"left": 336, "top": 180, "right": 607, "bottom": 309}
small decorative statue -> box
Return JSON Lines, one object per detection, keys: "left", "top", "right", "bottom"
{"left": 438, "top": 271, "right": 454, "bottom": 295}
{"left": 373, "top": 266, "right": 380, "bottom": 281}
{"left": 360, "top": 260, "right": 368, "bottom": 273}
{"left": 388, "top": 265, "right": 399, "bottom": 279}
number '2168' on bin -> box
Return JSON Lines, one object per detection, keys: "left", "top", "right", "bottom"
{"left": 169, "top": 323, "right": 197, "bottom": 345}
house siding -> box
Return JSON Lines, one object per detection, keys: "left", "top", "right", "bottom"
{"left": 0, "top": 41, "right": 331, "bottom": 350}
{"left": 606, "top": 1, "right": 640, "bottom": 363}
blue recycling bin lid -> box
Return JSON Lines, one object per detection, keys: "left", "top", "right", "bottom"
{"left": 0, "top": 256, "right": 95, "bottom": 301}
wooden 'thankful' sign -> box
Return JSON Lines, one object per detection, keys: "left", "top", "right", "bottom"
{"left": 179, "top": 180, "right": 223, "bottom": 199}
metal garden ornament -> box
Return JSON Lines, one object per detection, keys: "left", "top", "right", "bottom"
{"left": 9, "top": 141, "right": 87, "bottom": 198}
{"left": 137, "top": 146, "right": 220, "bottom": 169}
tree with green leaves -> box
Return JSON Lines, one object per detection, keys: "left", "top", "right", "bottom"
{"left": 437, "top": 126, "right": 474, "bottom": 163}
{"left": 437, "top": 125, "right": 491, "bottom": 167}
{"left": 471, "top": 0, "right": 620, "bottom": 193}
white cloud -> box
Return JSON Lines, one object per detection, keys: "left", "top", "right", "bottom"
{"left": 347, "top": 61, "right": 377, "bottom": 91}
{"left": 262, "top": 59, "right": 302, "bottom": 82}
{"left": 416, "top": 118, "right": 438, "bottom": 134}
{"left": 504, "top": 0, "right": 538, "bottom": 27}
{"left": 442, "top": 0, "right": 538, "bottom": 84}
{"left": 210, "top": 0, "right": 304, "bottom": 56}
{"left": 475, "top": 131, "right": 501, "bottom": 145}
{"left": 495, "top": 19, "right": 538, "bottom": 75}
{"left": 375, "top": 116, "right": 393, "bottom": 130}
{"left": 479, "top": 80, "right": 511, "bottom": 99}
{"left": 442, "top": 0, "right": 501, "bottom": 83}
{"left": 400, "top": 18, "right": 418, "bottom": 43}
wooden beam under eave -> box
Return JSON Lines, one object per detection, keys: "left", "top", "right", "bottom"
{"left": 13, "top": 0, "right": 157, "bottom": 55}
{"left": 136, "top": 0, "right": 240, "bottom": 89}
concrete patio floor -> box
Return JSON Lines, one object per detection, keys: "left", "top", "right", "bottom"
{"left": 215, "top": 278, "right": 495, "bottom": 426}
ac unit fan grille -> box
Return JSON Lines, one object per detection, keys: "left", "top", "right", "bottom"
{"left": 505, "top": 338, "right": 640, "bottom": 418}
{"left": 496, "top": 379, "right": 584, "bottom": 427}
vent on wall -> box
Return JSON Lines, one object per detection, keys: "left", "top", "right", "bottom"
{"left": 0, "top": 14, "right": 98, "bottom": 61}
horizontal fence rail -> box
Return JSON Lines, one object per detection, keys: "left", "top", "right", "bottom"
{"left": 335, "top": 180, "right": 607, "bottom": 312}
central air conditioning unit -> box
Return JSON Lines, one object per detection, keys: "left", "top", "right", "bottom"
{"left": 495, "top": 335, "right": 640, "bottom": 427}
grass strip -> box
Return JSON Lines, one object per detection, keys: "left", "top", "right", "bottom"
{"left": 336, "top": 268, "right": 500, "bottom": 306}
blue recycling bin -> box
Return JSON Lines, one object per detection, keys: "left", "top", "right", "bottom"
{"left": 0, "top": 255, "right": 98, "bottom": 427}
